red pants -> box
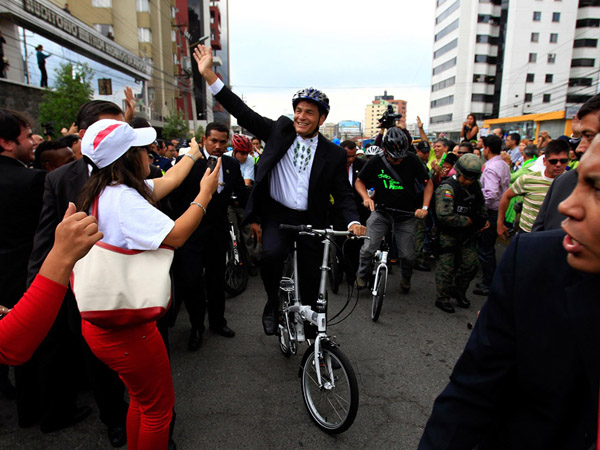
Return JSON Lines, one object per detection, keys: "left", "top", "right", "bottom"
{"left": 82, "top": 320, "right": 174, "bottom": 450}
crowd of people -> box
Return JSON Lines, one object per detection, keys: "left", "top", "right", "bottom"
{"left": 0, "top": 42, "right": 599, "bottom": 449}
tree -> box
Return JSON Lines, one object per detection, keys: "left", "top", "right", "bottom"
{"left": 39, "top": 63, "right": 94, "bottom": 138}
{"left": 162, "top": 110, "right": 190, "bottom": 140}
{"left": 195, "top": 124, "right": 205, "bottom": 142}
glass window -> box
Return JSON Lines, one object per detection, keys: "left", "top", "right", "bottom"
{"left": 576, "top": 18, "right": 600, "bottom": 28}
{"left": 94, "top": 24, "right": 113, "bottom": 37}
{"left": 526, "top": 73, "right": 535, "bottom": 82}
{"left": 545, "top": 74, "right": 553, "bottom": 83}
{"left": 533, "top": 11, "right": 541, "bottom": 21}
{"left": 548, "top": 53, "right": 556, "bottom": 63}
{"left": 529, "top": 53, "right": 537, "bottom": 63}
{"left": 543, "top": 94, "right": 551, "bottom": 103}
{"left": 431, "top": 95, "right": 454, "bottom": 108}
{"left": 136, "top": 0, "right": 149, "bottom": 12}
{"left": 432, "top": 57, "right": 457, "bottom": 75}
{"left": 92, "top": 0, "right": 112, "bottom": 6}
{"left": 138, "top": 28, "right": 152, "bottom": 43}
{"left": 571, "top": 58, "right": 595, "bottom": 67}
{"left": 552, "top": 12, "right": 561, "bottom": 22}
{"left": 436, "top": 0, "right": 461, "bottom": 25}
{"left": 531, "top": 32, "right": 539, "bottom": 42}
{"left": 434, "top": 39, "right": 458, "bottom": 59}
{"left": 550, "top": 33, "right": 558, "bottom": 43}
{"left": 435, "top": 18, "right": 459, "bottom": 41}
{"left": 525, "top": 93, "right": 533, "bottom": 102}
{"left": 172, "top": 30, "right": 177, "bottom": 42}
{"left": 432, "top": 76, "right": 456, "bottom": 92}
{"left": 574, "top": 38, "right": 598, "bottom": 47}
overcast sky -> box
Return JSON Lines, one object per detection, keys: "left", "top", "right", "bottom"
{"left": 227, "top": 0, "right": 436, "bottom": 129}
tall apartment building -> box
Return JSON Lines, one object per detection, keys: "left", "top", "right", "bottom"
{"left": 364, "top": 91, "right": 407, "bottom": 139}
{"left": 429, "top": 0, "right": 600, "bottom": 137}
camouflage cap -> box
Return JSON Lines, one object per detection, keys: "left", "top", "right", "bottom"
{"left": 454, "top": 153, "right": 483, "bottom": 180}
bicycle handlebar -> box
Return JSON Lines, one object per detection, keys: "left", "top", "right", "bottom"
{"left": 279, "top": 224, "right": 368, "bottom": 239}
{"left": 375, "top": 204, "right": 416, "bottom": 216}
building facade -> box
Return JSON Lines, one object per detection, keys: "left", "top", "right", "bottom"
{"left": 364, "top": 91, "right": 407, "bottom": 139}
{"left": 429, "top": 0, "right": 600, "bottom": 137}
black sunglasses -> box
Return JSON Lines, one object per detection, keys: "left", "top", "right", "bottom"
{"left": 547, "top": 158, "right": 569, "bottom": 165}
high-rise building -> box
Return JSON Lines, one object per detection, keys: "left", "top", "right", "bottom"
{"left": 428, "top": 0, "right": 600, "bottom": 138}
{"left": 364, "top": 91, "right": 407, "bottom": 138}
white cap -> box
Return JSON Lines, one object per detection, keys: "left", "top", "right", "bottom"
{"left": 81, "top": 119, "right": 157, "bottom": 169}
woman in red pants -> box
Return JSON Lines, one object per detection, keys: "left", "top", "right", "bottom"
{"left": 77, "top": 119, "right": 221, "bottom": 450}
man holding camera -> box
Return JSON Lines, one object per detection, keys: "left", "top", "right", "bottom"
{"left": 169, "top": 122, "right": 247, "bottom": 350}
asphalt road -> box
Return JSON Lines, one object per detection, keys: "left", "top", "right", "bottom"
{"left": 0, "top": 246, "right": 507, "bottom": 450}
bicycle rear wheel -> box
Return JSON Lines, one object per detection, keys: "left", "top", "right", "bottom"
{"left": 224, "top": 260, "right": 248, "bottom": 297}
{"left": 299, "top": 342, "right": 359, "bottom": 434}
{"left": 371, "top": 269, "right": 386, "bottom": 322}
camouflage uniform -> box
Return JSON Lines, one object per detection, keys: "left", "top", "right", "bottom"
{"left": 435, "top": 175, "right": 487, "bottom": 305}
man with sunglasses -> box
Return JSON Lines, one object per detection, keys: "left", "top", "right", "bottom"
{"left": 497, "top": 140, "right": 569, "bottom": 237}
{"left": 532, "top": 93, "right": 600, "bottom": 231}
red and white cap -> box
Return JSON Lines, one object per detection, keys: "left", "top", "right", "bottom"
{"left": 81, "top": 119, "right": 157, "bottom": 169}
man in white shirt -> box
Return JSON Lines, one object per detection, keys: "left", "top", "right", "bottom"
{"left": 193, "top": 45, "right": 365, "bottom": 336}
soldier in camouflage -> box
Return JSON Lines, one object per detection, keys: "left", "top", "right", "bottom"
{"left": 434, "top": 154, "right": 488, "bottom": 313}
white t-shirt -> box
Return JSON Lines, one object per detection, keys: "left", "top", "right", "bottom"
{"left": 95, "top": 180, "right": 174, "bottom": 250}
{"left": 224, "top": 150, "right": 255, "bottom": 182}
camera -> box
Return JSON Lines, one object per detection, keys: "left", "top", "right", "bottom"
{"left": 377, "top": 105, "right": 403, "bottom": 129}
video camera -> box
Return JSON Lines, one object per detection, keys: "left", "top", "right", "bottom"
{"left": 377, "top": 105, "right": 403, "bottom": 129}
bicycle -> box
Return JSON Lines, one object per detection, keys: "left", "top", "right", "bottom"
{"left": 223, "top": 220, "right": 249, "bottom": 297}
{"left": 277, "top": 224, "right": 367, "bottom": 434}
{"left": 367, "top": 205, "right": 416, "bottom": 322}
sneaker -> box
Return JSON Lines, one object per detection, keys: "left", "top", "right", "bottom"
{"left": 472, "top": 287, "right": 490, "bottom": 297}
{"left": 355, "top": 276, "right": 367, "bottom": 290}
{"left": 400, "top": 277, "right": 411, "bottom": 293}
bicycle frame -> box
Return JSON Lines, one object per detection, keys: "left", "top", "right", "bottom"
{"left": 228, "top": 222, "right": 241, "bottom": 265}
{"left": 280, "top": 226, "right": 358, "bottom": 388}
{"left": 371, "top": 249, "right": 389, "bottom": 297}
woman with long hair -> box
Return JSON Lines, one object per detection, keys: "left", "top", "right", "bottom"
{"left": 77, "top": 119, "right": 221, "bottom": 450}
{"left": 460, "top": 114, "right": 479, "bottom": 141}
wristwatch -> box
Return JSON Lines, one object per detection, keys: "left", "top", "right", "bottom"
{"left": 422, "top": 206, "right": 428, "bottom": 211}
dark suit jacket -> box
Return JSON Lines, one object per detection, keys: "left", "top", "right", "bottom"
{"left": 214, "top": 86, "right": 359, "bottom": 228}
{"left": 0, "top": 155, "right": 46, "bottom": 307}
{"left": 419, "top": 229, "right": 600, "bottom": 450}
{"left": 27, "top": 158, "right": 88, "bottom": 285}
{"left": 531, "top": 168, "right": 577, "bottom": 232}
{"left": 169, "top": 154, "right": 247, "bottom": 250}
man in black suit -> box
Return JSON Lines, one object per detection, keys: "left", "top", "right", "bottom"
{"left": 169, "top": 122, "right": 247, "bottom": 350}
{"left": 193, "top": 46, "right": 365, "bottom": 336}
{"left": 418, "top": 136, "right": 600, "bottom": 450}
{"left": 26, "top": 101, "right": 129, "bottom": 445}
{"left": 0, "top": 109, "right": 46, "bottom": 399}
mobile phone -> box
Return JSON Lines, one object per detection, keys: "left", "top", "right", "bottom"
{"left": 207, "top": 155, "right": 218, "bottom": 171}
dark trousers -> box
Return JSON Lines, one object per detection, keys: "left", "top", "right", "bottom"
{"left": 477, "top": 209, "right": 499, "bottom": 288}
{"left": 15, "top": 293, "right": 128, "bottom": 429}
{"left": 39, "top": 64, "right": 48, "bottom": 87}
{"left": 259, "top": 201, "right": 321, "bottom": 313}
{"left": 172, "top": 231, "right": 228, "bottom": 332}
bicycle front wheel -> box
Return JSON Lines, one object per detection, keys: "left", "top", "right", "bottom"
{"left": 371, "top": 269, "right": 386, "bottom": 322}
{"left": 224, "top": 260, "right": 248, "bottom": 297}
{"left": 299, "top": 342, "right": 359, "bottom": 434}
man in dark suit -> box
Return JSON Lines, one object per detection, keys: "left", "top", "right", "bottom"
{"left": 0, "top": 109, "right": 46, "bottom": 399}
{"left": 193, "top": 46, "right": 365, "bottom": 336}
{"left": 169, "top": 122, "right": 247, "bottom": 350}
{"left": 418, "top": 136, "right": 600, "bottom": 450}
{"left": 26, "top": 101, "right": 129, "bottom": 445}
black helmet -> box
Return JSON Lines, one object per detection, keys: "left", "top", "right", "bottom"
{"left": 292, "top": 88, "right": 330, "bottom": 116}
{"left": 454, "top": 153, "right": 483, "bottom": 180}
{"left": 382, "top": 128, "right": 409, "bottom": 159}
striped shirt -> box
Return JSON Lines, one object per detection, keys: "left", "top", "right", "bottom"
{"left": 510, "top": 171, "right": 554, "bottom": 232}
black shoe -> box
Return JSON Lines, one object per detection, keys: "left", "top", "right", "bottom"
{"left": 475, "top": 282, "right": 485, "bottom": 289}
{"left": 262, "top": 311, "right": 277, "bottom": 336}
{"left": 413, "top": 263, "right": 431, "bottom": 272}
{"left": 451, "top": 291, "right": 471, "bottom": 309}
{"left": 40, "top": 405, "right": 92, "bottom": 433}
{"left": 210, "top": 325, "right": 235, "bottom": 338}
{"left": 108, "top": 426, "right": 127, "bottom": 448}
{"left": 472, "top": 287, "right": 490, "bottom": 296}
{"left": 0, "top": 378, "right": 16, "bottom": 400}
{"left": 187, "top": 328, "right": 203, "bottom": 351}
{"left": 435, "top": 300, "right": 455, "bottom": 313}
